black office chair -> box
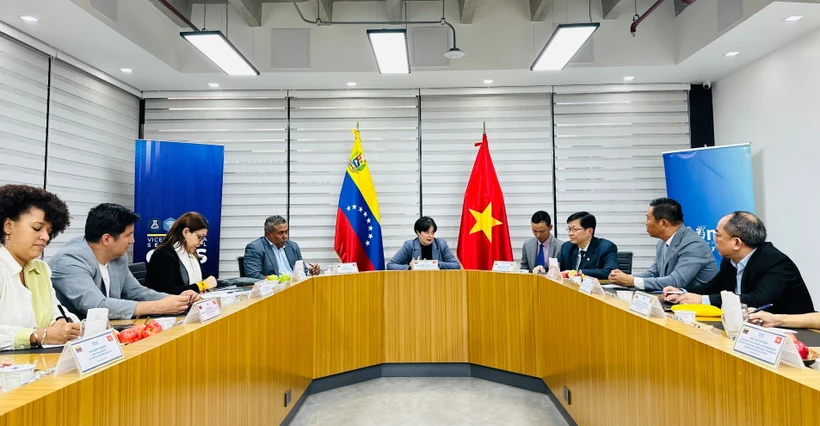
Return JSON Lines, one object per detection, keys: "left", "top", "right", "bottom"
{"left": 237, "top": 256, "right": 246, "bottom": 278}
{"left": 128, "top": 262, "right": 148, "bottom": 285}
{"left": 616, "top": 251, "right": 633, "bottom": 275}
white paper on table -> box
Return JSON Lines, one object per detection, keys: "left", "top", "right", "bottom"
{"left": 721, "top": 291, "right": 744, "bottom": 332}
{"left": 602, "top": 284, "right": 631, "bottom": 290}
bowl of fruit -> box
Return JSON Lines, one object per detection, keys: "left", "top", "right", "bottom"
{"left": 788, "top": 334, "right": 818, "bottom": 366}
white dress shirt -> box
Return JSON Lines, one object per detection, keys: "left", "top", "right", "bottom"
{"left": 0, "top": 246, "right": 79, "bottom": 350}
{"left": 271, "top": 242, "right": 294, "bottom": 276}
{"left": 98, "top": 262, "right": 110, "bottom": 297}
{"left": 701, "top": 248, "right": 757, "bottom": 305}
{"left": 175, "top": 243, "right": 203, "bottom": 284}
{"left": 634, "top": 230, "right": 678, "bottom": 290}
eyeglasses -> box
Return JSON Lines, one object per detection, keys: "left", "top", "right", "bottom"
{"left": 194, "top": 233, "right": 207, "bottom": 242}
{"left": 566, "top": 228, "right": 586, "bottom": 234}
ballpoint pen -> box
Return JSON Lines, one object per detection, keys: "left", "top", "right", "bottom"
{"left": 57, "top": 305, "right": 73, "bottom": 323}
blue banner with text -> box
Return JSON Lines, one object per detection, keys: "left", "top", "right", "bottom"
{"left": 663, "top": 144, "right": 755, "bottom": 265}
{"left": 134, "top": 140, "right": 224, "bottom": 277}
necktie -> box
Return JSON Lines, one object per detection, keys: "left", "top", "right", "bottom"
{"left": 576, "top": 250, "right": 586, "bottom": 270}
{"left": 536, "top": 243, "right": 546, "bottom": 269}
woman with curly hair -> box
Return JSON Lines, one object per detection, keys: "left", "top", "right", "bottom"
{"left": 0, "top": 184, "right": 81, "bottom": 351}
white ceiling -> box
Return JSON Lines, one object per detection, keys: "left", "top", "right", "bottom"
{"left": 1, "top": 0, "right": 820, "bottom": 92}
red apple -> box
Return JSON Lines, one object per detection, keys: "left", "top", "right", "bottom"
{"left": 794, "top": 340, "right": 809, "bottom": 360}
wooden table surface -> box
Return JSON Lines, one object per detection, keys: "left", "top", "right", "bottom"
{"left": 2, "top": 271, "right": 819, "bottom": 425}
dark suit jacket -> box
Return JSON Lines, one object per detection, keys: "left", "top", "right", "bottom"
{"left": 386, "top": 238, "right": 461, "bottom": 270}
{"left": 687, "top": 242, "right": 815, "bottom": 314}
{"left": 557, "top": 237, "right": 619, "bottom": 280}
{"left": 243, "top": 237, "right": 306, "bottom": 279}
{"left": 145, "top": 245, "right": 202, "bottom": 295}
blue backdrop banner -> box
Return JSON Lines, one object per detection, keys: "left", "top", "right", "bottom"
{"left": 663, "top": 144, "right": 755, "bottom": 264}
{"left": 134, "top": 140, "right": 224, "bottom": 278}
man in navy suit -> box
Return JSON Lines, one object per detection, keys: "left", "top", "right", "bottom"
{"left": 243, "top": 216, "right": 319, "bottom": 279}
{"left": 557, "top": 212, "right": 618, "bottom": 280}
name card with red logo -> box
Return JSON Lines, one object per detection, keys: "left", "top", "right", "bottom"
{"left": 184, "top": 299, "right": 222, "bottom": 324}
{"left": 55, "top": 329, "right": 124, "bottom": 376}
{"left": 733, "top": 323, "right": 804, "bottom": 369}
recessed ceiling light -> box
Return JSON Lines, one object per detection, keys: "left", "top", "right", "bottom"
{"left": 208, "top": 83, "right": 220, "bottom": 88}
{"left": 784, "top": 15, "right": 803, "bottom": 23}
{"left": 120, "top": 68, "right": 133, "bottom": 74}
{"left": 623, "top": 76, "right": 635, "bottom": 81}
{"left": 19, "top": 16, "right": 39, "bottom": 23}
{"left": 724, "top": 51, "right": 740, "bottom": 57}
{"left": 346, "top": 82, "right": 357, "bottom": 87}
{"left": 483, "top": 79, "right": 493, "bottom": 85}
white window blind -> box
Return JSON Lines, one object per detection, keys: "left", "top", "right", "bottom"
{"left": 289, "top": 90, "right": 420, "bottom": 268}
{"left": 44, "top": 60, "right": 139, "bottom": 259}
{"left": 420, "top": 87, "right": 554, "bottom": 263}
{"left": 0, "top": 35, "right": 48, "bottom": 187}
{"left": 143, "top": 91, "right": 289, "bottom": 276}
{"left": 552, "top": 84, "right": 691, "bottom": 271}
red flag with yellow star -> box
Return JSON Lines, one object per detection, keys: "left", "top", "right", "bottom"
{"left": 456, "top": 133, "right": 513, "bottom": 270}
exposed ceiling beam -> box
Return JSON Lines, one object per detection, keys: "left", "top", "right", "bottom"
{"left": 148, "top": 0, "right": 194, "bottom": 28}
{"left": 457, "top": 0, "right": 477, "bottom": 24}
{"left": 602, "top": 0, "right": 628, "bottom": 20}
{"left": 385, "top": 0, "right": 404, "bottom": 22}
{"left": 228, "top": 0, "right": 263, "bottom": 27}
{"left": 529, "top": 0, "right": 552, "bottom": 21}
{"left": 307, "top": 0, "right": 334, "bottom": 22}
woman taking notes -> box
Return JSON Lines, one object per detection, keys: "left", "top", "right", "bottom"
{"left": 145, "top": 212, "right": 217, "bottom": 294}
{"left": 0, "top": 185, "right": 81, "bottom": 351}
{"left": 387, "top": 217, "right": 461, "bottom": 270}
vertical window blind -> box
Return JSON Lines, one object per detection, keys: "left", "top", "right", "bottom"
{"left": 43, "top": 60, "right": 139, "bottom": 259}
{"left": 420, "top": 88, "right": 554, "bottom": 264}
{"left": 0, "top": 35, "right": 49, "bottom": 188}
{"left": 288, "top": 90, "right": 420, "bottom": 268}
{"left": 552, "top": 84, "right": 691, "bottom": 271}
{"left": 143, "top": 91, "right": 289, "bottom": 276}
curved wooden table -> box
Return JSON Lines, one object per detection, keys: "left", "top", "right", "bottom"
{"left": 2, "top": 271, "right": 820, "bottom": 425}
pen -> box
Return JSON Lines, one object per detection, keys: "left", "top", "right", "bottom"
{"left": 749, "top": 303, "right": 773, "bottom": 314}
{"left": 58, "top": 305, "right": 72, "bottom": 323}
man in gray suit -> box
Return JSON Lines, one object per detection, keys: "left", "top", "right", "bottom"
{"left": 609, "top": 198, "right": 717, "bottom": 291}
{"left": 243, "top": 216, "right": 320, "bottom": 279}
{"left": 521, "top": 211, "right": 563, "bottom": 273}
{"left": 50, "top": 204, "right": 199, "bottom": 320}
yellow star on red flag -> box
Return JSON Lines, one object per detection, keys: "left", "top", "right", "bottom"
{"left": 469, "top": 203, "right": 503, "bottom": 242}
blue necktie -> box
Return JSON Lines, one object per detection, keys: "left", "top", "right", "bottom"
{"left": 536, "top": 243, "right": 545, "bottom": 268}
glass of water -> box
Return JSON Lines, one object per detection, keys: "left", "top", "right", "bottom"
{"left": 721, "top": 303, "right": 748, "bottom": 340}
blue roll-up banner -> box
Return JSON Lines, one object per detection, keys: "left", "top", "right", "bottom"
{"left": 134, "top": 140, "right": 224, "bottom": 278}
{"left": 662, "top": 144, "right": 755, "bottom": 264}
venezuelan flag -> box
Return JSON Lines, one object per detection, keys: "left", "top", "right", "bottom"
{"left": 334, "top": 129, "right": 385, "bottom": 271}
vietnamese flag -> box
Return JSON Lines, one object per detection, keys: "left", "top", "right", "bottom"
{"left": 457, "top": 133, "right": 513, "bottom": 270}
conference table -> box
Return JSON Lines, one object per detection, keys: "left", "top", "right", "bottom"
{"left": 2, "top": 271, "right": 820, "bottom": 425}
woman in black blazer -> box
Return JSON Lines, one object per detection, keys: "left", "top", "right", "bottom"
{"left": 145, "top": 212, "right": 217, "bottom": 294}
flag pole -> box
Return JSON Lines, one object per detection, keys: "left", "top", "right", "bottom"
{"left": 482, "top": 121, "right": 486, "bottom": 135}
{"left": 357, "top": 121, "right": 360, "bottom": 131}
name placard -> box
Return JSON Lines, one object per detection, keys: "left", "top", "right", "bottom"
{"left": 55, "top": 329, "right": 124, "bottom": 376}
{"left": 411, "top": 260, "right": 439, "bottom": 271}
{"left": 183, "top": 299, "right": 221, "bottom": 324}
{"left": 578, "top": 277, "right": 604, "bottom": 296}
{"left": 491, "top": 261, "right": 518, "bottom": 272}
{"left": 250, "top": 281, "right": 274, "bottom": 298}
{"left": 334, "top": 263, "right": 360, "bottom": 275}
{"left": 733, "top": 323, "right": 805, "bottom": 369}
{"left": 629, "top": 292, "right": 666, "bottom": 319}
